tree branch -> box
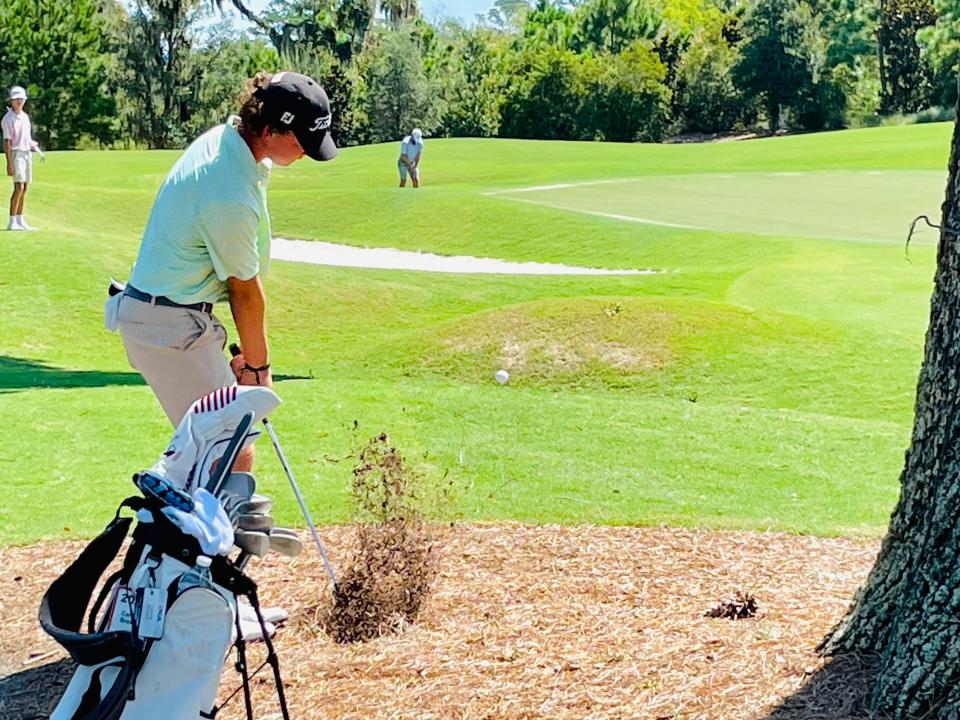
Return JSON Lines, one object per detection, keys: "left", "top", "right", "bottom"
{"left": 208, "top": 0, "right": 272, "bottom": 32}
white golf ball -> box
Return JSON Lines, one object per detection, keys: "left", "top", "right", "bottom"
{"left": 495, "top": 369, "right": 509, "bottom": 384}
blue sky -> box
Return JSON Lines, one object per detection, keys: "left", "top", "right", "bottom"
{"left": 225, "top": 0, "right": 495, "bottom": 25}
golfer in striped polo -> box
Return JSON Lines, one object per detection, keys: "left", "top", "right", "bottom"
{"left": 115, "top": 71, "right": 337, "bottom": 471}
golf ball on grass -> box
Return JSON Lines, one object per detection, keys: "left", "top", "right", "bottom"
{"left": 495, "top": 369, "right": 509, "bottom": 384}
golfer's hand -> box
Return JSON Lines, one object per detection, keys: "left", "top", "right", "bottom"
{"left": 5, "top": 164, "right": 11, "bottom": 177}
{"left": 231, "top": 354, "right": 272, "bottom": 388}
{"left": 230, "top": 352, "right": 246, "bottom": 381}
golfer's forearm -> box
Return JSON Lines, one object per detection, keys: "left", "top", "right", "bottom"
{"left": 3, "top": 140, "right": 11, "bottom": 165}
{"left": 227, "top": 275, "right": 269, "bottom": 367}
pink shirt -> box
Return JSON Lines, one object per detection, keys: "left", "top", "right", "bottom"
{"left": 2, "top": 108, "right": 36, "bottom": 152}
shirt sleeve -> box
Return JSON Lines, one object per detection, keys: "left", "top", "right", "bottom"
{"left": 200, "top": 202, "right": 261, "bottom": 282}
{"left": 1, "top": 115, "right": 12, "bottom": 140}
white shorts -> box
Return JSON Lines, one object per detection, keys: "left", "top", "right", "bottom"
{"left": 11, "top": 150, "right": 31, "bottom": 183}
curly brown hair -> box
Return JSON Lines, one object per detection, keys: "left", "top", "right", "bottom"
{"left": 237, "top": 72, "right": 292, "bottom": 138}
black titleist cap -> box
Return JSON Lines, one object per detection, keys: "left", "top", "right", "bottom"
{"left": 254, "top": 71, "right": 338, "bottom": 161}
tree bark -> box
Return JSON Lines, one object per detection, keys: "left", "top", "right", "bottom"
{"left": 823, "top": 102, "right": 960, "bottom": 718}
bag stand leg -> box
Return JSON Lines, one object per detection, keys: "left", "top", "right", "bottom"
{"left": 247, "top": 587, "right": 291, "bottom": 720}
{"left": 234, "top": 608, "right": 255, "bottom": 720}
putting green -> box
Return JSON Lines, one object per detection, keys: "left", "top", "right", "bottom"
{"left": 491, "top": 171, "right": 945, "bottom": 244}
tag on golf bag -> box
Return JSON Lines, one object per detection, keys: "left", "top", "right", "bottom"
{"left": 50, "top": 548, "right": 236, "bottom": 720}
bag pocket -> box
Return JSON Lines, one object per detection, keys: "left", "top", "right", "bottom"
{"left": 122, "top": 587, "right": 233, "bottom": 718}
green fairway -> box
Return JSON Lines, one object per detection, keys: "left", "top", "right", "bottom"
{"left": 0, "top": 123, "right": 950, "bottom": 543}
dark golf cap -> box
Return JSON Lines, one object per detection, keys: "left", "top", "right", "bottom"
{"left": 255, "top": 71, "right": 338, "bottom": 161}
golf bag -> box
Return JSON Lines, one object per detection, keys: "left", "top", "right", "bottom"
{"left": 39, "top": 386, "right": 289, "bottom": 720}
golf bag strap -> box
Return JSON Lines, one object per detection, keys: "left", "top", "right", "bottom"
{"left": 73, "top": 659, "right": 136, "bottom": 720}
{"left": 38, "top": 513, "right": 136, "bottom": 665}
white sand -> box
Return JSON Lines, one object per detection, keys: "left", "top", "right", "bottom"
{"left": 272, "top": 237, "right": 656, "bottom": 275}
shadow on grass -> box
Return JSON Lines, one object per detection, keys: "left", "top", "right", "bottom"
{"left": 0, "top": 356, "right": 144, "bottom": 391}
{"left": 0, "top": 657, "right": 74, "bottom": 719}
{"left": 0, "top": 356, "right": 313, "bottom": 392}
{"left": 763, "top": 653, "right": 884, "bottom": 720}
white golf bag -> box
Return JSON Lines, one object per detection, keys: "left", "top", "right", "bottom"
{"left": 40, "top": 386, "right": 288, "bottom": 720}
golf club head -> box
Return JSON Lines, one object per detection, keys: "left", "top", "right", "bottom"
{"left": 233, "top": 494, "right": 273, "bottom": 517}
{"left": 234, "top": 529, "right": 270, "bottom": 557}
{"left": 218, "top": 471, "right": 256, "bottom": 501}
{"left": 269, "top": 528, "right": 303, "bottom": 557}
{"left": 133, "top": 471, "right": 194, "bottom": 513}
{"left": 236, "top": 512, "right": 275, "bottom": 533}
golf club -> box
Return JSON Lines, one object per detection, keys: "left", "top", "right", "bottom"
{"left": 268, "top": 528, "right": 303, "bottom": 557}
{"left": 235, "top": 529, "right": 270, "bottom": 557}
{"left": 207, "top": 411, "right": 255, "bottom": 497}
{"left": 229, "top": 343, "right": 338, "bottom": 588}
{"left": 234, "top": 494, "right": 273, "bottom": 517}
{"left": 234, "top": 529, "right": 270, "bottom": 571}
{"left": 236, "top": 512, "right": 275, "bottom": 533}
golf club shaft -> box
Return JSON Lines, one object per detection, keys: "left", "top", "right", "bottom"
{"left": 263, "top": 418, "right": 338, "bottom": 587}
{"left": 228, "top": 343, "right": 337, "bottom": 586}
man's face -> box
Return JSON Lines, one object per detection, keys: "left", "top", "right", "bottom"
{"left": 10, "top": 99, "right": 24, "bottom": 113}
{"left": 266, "top": 129, "right": 306, "bottom": 167}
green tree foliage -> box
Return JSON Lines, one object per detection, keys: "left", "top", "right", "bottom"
{"left": 260, "top": 0, "right": 374, "bottom": 64}
{"left": 440, "top": 28, "right": 506, "bottom": 136}
{"left": 522, "top": 0, "right": 575, "bottom": 49}
{"left": 500, "top": 42, "right": 669, "bottom": 140}
{"left": 734, "top": 0, "right": 842, "bottom": 130}
{"left": 363, "top": 26, "right": 441, "bottom": 143}
{"left": 183, "top": 22, "right": 281, "bottom": 138}
{"left": 579, "top": 43, "right": 670, "bottom": 140}
{"left": 675, "top": 27, "right": 752, "bottom": 133}
{"left": 12, "top": 0, "right": 944, "bottom": 147}
{"left": 380, "top": 0, "right": 419, "bottom": 24}
{"left": 878, "top": 0, "right": 937, "bottom": 113}
{"left": 918, "top": 0, "right": 960, "bottom": 107}
{"left": 500, "top": 47, "right": 582, "bottom": 138}
{"left": 118, "top": 0, "right": 207, "bottom": 148}
{"left": 808, "top": 0, "right": 878, "bottom": 68}
{"left": 572, "top": 0, "right": 661, "bottom": 54}
{"left": 484, "top": 0, "right": 532, "bottom": 30}
{"left": 0, "top": 0, "right": 115, "bottom": 149}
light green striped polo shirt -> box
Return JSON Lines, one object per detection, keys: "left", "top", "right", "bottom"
{"left": 129, "top": 122, "right": 272, "bottom": 305}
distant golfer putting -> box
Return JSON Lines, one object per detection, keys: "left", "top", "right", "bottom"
{"left": 2, "top": 85, "right": 42, "bottom": 231}
{"left": 111, "top": 71, "right": 338, "bottom": 472}
{"left": 398, "top": 127, "right": 424, "bottom": 188}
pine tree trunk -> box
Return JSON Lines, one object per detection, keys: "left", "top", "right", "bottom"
{"left": 823, "top": 108, "right": 960, "bottom": 717}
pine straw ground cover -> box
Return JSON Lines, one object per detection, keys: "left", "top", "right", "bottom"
{"left": 0, "top": 525, "right": 878, "bottom": 720}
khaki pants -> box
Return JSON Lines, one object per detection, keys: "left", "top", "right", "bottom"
{"left": 118, "top": 295, "right": 236, "bottom": 426}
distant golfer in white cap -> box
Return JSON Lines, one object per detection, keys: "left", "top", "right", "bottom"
{"left": 2, "top": 85, "right": 41, "bottom": 231}
{"left": 398, "top": 128, "right": 424, "bottom": 188}
{"left": 113, "top": 71, "right": 337, "bottom": 470}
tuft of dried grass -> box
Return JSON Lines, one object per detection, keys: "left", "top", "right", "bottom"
{"left": 320, "top": 433, "right": 439, "bottom": 644}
